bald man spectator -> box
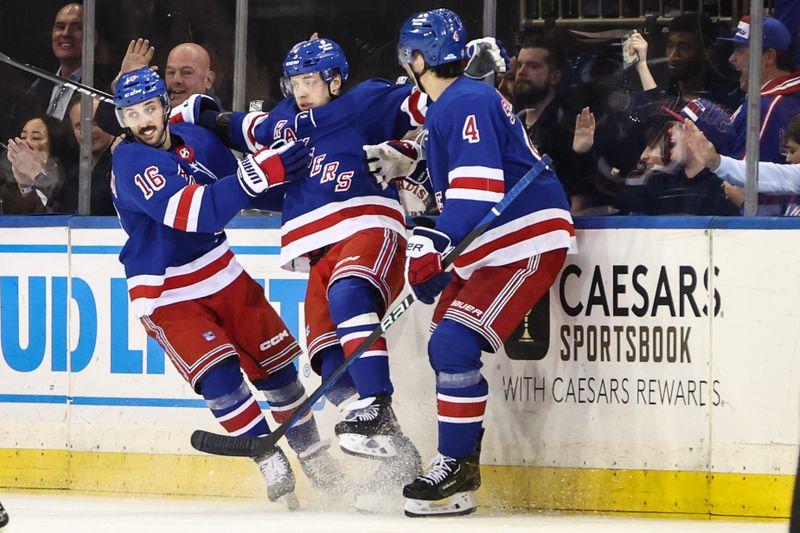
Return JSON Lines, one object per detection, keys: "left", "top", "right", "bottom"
{"left": 165, "top": 43, "right": 217, "bottom": 107}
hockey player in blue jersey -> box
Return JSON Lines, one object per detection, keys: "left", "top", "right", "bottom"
{"left": 174, "top": 37, "right": 431, "bottom": 500}
{"left": 111, "top": 67, "right": 344, "bottom": 508}
{"left": 364, "top": 9, "right": 576, "bottom": 517}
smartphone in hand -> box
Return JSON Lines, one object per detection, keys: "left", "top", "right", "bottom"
{"left": 622, "top": 30, "right": 639, "bottom": 70}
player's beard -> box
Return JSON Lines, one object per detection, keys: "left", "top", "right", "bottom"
{"left": 513, "top": 79, "right": 551, "bottom": 110}
{"left": 135, "top": 123, "right": 167, "bottom": 148}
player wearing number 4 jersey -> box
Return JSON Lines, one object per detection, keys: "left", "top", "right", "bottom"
{"left": 365, "top": 9, "right": 576, "bottom": 517}
{"left": 111, "top": 67, "right": 345, "bottom": 509}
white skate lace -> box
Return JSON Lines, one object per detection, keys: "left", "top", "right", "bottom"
{"left": 346, "top": 404, "right": 380, "bottom": 422}
{"left": 258, "top": 451, "right": 290, "bottom": 485}
{"left": 418, "top": 454, "right": 456, "bottom": 486}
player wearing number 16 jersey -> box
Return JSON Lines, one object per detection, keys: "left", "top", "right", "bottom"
{"left": 111, "top": 67, "right": 343, "bottom": 508}
{"left": 369, "top": 9, "right": 576, "bottom": 517}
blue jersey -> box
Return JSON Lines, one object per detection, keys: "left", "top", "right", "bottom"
{"left": 112, "top": 122, "right": 255, "bottom": 317}
{"left": 728, "top": 72, "right": 800, "bottom": 162}
{"left": 727, "top": 72, "right": 800, "bottom": 214}
{"left": 227, "top": 79, "right": 427, "bottom": 270}
{"left": 424, "top": 76, "right": 575, "bottom": 279}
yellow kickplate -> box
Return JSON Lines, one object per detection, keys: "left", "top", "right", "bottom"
{"left": 0, "top": 449, "right": 793, "bottom": 519}
{"left": 480, "top": 465, "right": 793, "bottom": 519}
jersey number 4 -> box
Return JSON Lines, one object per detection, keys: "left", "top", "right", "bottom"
{"left": 134, "top": 166, "right": 166, "bottom": 199}
{"left": 462, "top": 115, "right": 480, "bottom": 144}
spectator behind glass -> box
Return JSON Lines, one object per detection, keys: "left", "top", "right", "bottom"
{"left": 49, "top": 95, "right": 116, "bottom": 215}
{"left": 514, "top": 33, "right": 596, "bottom": 213}
{"left": 663, "top": 13, "right": 743, "bottom": 112}
{"left": 497, "top": 56, "right": 518, "bottom": 105}
{"left": 1, "top": 114, "right": 77, "bottom": 214}
{"left": 111, "top": 39, "right": 220, "bottom": 110}
{"left": 559, "top": 44, "right": 652, "bottom": 214}
{"left": 9, "top": 3, "right": 114, "bottom": 131}
{"left": 165, "top": 43, "right": 217, "bottom": 107}
{"left": 720, "top": 15, "right": 800, "bottom": 214}
{"left": 680, "top": 113, "right": 800, "bottom": 215}
{"left": 614, "top": 98, "right": 740, "bottom": 216}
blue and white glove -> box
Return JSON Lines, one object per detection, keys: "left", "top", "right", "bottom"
{"left": 363, "top": 140, "right": 423, "bottom": 190}
{"left": 465, "top": 37, "right": 510, "bottom": 84}
{"left": 169, "top": 94, "right": 221, "bottom": 125}
{"left": 406, "top": 226, "right": 453, "bottom": 304}
{"left": 237, "top": 141, "right": 310, "bottom": 196}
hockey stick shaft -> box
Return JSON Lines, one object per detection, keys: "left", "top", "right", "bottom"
{"left": 0, "top": 52, "right": 114, "bottom": 104}
{"left": 190, "top": 154, "right": 554, "bottom": 457}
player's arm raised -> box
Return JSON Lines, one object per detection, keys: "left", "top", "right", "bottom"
{"left": 113, "top": 141, "right": 309, "bottom": 233}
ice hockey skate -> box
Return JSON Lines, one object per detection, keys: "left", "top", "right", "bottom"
{"left": 334, "top": 395, "right": 416, "bottom": 460}
{"left": 254, "top": 446, "right": 299, "bottom": 510}
{"left": 402, "top": 453, "right": 481, "bottom": 517}
{"left": 0, "top": 499, "right": 8, "bottom": 528}
{"left": 297, "top": 439, "right": 349, "bottom": 496}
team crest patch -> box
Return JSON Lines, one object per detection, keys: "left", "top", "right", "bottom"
{"left": 176, "top": 145, "right": 195, "bottom": 162}
{"left": 202, "top": 330, "right": 217, "bottom": 341}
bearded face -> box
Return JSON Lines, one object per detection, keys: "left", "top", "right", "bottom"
{"left": 513, "top": 47, "right": 560, "bottom": 109}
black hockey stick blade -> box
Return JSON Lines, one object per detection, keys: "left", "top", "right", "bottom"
{"left": 191, "top": 428, "right": 280, "bottom": 457}
{"left": 190, "top": 154, "right": 554, "bottom": 458}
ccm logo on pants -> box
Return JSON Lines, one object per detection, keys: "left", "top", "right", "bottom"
{"left": 260, "top": 330, "right": 289, "bottom": 351}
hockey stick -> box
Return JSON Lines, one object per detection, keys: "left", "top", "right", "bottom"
{"left": 190, "top": 154, "right": 554, "bottom": 457}
{"left": 0, "top": 51, "right": 114, "bottom": 104}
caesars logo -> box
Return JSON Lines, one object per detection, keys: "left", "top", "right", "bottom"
{"left": 503, "top": 262, "right": 721, "bottom": 362}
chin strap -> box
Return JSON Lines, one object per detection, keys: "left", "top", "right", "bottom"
{"left": 410, "top": 65, "right": 431, "bottom": 95}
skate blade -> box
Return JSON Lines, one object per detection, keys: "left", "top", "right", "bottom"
{"left": 403, "top": 491, "right": 477, "bottom": 518}
{"left": 338, "top": 433, "right": 398, "bottom": 459}
{"left": 278, "top": 492, "right": 300, "bottom": 511}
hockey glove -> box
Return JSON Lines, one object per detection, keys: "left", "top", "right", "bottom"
{"left": 236, "top": 141, "right": 310, "bottom": 197}
{"left": 169, "top": 94, "right": 221, "bottom": 125}
{"left": 465, "top": 37, "right": 510, "bottom": 85}
{"left": 364, "top": 140, "right": 423, "bottom": 190}
{"left": 406, "top": 226, "right": 453, "bottom": 305}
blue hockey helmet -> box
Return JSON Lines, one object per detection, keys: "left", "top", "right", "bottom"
{"left": 283, "top": 38, "right": 350, "bottom": 84}
{"left": 398, "top": 8, "right": 467, "bottom": 67}
{"left": 114, "top": 67, "right": 169, "bottom": 109}
{"left": 114, "top": 67, "right": 170, "bottom": 129}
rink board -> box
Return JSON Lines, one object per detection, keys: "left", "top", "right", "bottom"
{"left": 0, "top": 216, "right": 797, "bottom": 519}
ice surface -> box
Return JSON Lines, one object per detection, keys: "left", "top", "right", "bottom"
{"left": 0, "top": 492, "right": 787, "bottom": 533}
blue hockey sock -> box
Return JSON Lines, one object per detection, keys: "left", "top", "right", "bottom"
{"left": 255, "top": 364, "right": 321, "bottom": 454}
{"left": 200, "top": 359, "right": 270, "bottom": 438}
{"left": 318, "top": 346, "right": 357, "bottom": 406}
{"left": 428, "top": 319, "right": 488, "bottom": 458}
{"left": 328, "top": 278, "right": 393, "bottom": 398}
{"left": 437, "top": 374, "right": 489, "bottom": 459}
